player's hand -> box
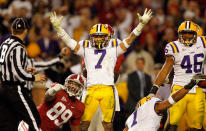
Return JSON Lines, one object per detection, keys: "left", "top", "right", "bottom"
{"left": 137, "top": 8, "right": 153, "bottom": 25}
{"left": 184, "top": 74, "right": 206, "bottom": 89}
{"left": 192, "top": 73, "right": 206, "bottom": 84}
{"left": 34, "top": 74, "right": 47, "bottom": 82}
{"left": 26, "top": 67, "right": 36, "bottom": 73}
{"left": 50, "top": 11, "right": 63, "bottom": 32}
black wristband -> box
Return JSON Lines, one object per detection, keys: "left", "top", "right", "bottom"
{"left": 150, "top": 85, "right": 159, "bottom": 94}
{"left": 184, "top": 80, "right": 196, "bottom": 89}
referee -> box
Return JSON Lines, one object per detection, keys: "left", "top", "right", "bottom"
{"left": 0, "top": 18, "right": 46, "bottom": 131}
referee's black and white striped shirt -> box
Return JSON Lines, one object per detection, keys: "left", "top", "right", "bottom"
{"left": 0, "top": 36, "right": 34, "bottom": 84}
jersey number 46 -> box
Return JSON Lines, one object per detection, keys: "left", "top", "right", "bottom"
{"left": 181, "top": 53, "right": 204, "bottom": 73}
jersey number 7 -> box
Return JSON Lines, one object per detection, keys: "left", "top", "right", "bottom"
{"left": 94, "top": 49, "right": 106, "bottom": 69}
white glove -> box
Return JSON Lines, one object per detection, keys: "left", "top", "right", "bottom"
{"left": 47, "top": 83, "right": 65, "bottom": 96}
{"left": 132, "top": 8, "right": 153, "bottom": 36}
{"left": 50, "top": 11, "right": 64, "bottom": 33}
{"left": 137, "top": 8, "right": 153, "bottom": 25}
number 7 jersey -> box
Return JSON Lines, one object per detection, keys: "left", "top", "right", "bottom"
{"left": 165, "top": 36, "right": 206, "bottom": 93}
{"left": 76, "top": 38, "right": 124, "bottom": 87}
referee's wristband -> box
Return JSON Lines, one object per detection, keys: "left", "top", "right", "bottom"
{"left": 168, "top": 95, "right": 176, "bottom": 105}
{"left": 149, "top": 85, "right": 159, "bottom": 94}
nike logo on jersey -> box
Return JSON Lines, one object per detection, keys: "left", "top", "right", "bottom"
{"left": 197, "top": 46, "right": 201, "bottom": 49}
{"left": 70, "top": 106, "right": 75, "bottom": 109}
{"left": 61, "top": 96, "right": 67, "bottom": 102}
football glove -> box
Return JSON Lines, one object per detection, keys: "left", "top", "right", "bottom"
{"left": 137, "top": 8, "right": 153, "bottom": 25}
{"left": 50, "top": 11, "right": 64, "bottom": 34}
{"left": 133, "top": 8, "right": 153, "bottom": 36}
{"left": 184, "top": 74, "right": 206, "bottom": 89}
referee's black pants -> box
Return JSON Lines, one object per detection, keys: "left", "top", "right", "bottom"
{"left": 0, "top": 84, "right": 41, "bottom": 131}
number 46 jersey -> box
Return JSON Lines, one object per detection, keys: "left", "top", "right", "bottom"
{"left": 38, "top": 90, "right": 85, "bottom": 131}
{"left": 165, "top": 36, "right": 206, "bottom": 93}
{"left": 76, "top": 38, "right": 124, "bottom": 87}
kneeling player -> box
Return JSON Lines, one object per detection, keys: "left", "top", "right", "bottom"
{"left": 38, "top": 74, "right": 85, "bottom": 131}
{"left": 124, "top": 74, "right": 206, "bottom": 131}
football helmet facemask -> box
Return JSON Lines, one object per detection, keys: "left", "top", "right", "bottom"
{"left": 89, "top": 24, "right": 110, "bottom": 49}
{"left": 64, "top": 74, "right": 85, "bottom": 97}
{"left": 178, "top": 21, "right": 198, "bottom": 46}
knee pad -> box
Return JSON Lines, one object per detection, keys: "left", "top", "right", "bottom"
{"left": 80, "top": 121, "right": 90, "bottom": 131}
{"left": 102, "top": 121, "right": 113, "bottom": 130}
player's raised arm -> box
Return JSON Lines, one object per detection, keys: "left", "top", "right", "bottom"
{"left": 154, "top": 74, "right": 206, "bottom": 114}
{"left": 119, "top": 8, "right": 153, "bottom": 51}
{"left": 50, "top": 12, "right": 80, "bottom": 53}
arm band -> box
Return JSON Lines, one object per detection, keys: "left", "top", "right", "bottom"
{"left": 123, "top": 39, "right": 130, "bottom": 48}
{"left": 149, "top": 85, "right": 159, "bottom": 94}
{"left": 168, "top": 95, "right": 176, "bottom": 105}
{"left": 184, "top": 80, "right": 196, "bottom": 89}
{"left": 57, "top": 28, "right": 77, "bottom": 50}
{"left": 132, "top": 22, "right": 145, "bottom": 36}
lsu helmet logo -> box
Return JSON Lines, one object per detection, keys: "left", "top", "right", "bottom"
{"left": 89, "top": 24, "right": 110, "bottom": 49}
{"left": 178, "top": 21, "right": 198, "bottom": 46}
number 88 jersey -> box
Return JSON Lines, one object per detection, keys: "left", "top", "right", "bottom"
{"left": 165, "top": 36, "right": 206, "bottom": 93}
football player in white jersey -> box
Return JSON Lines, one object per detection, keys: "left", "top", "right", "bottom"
{"left": 124, "top": 74, "right": 206, "bottom": 131}
{"left": 149, "top": 21, "right": 206, "bottom": 130}
{"left": 50, "top": 9, "right": 153, "bottom": 131}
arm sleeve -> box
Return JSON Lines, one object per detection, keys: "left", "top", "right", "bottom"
{"left": 33, "top": 57, "right": 60, "bottom": 71}
{"left": 11, "top": 47, "right": 35, "bottom": 82}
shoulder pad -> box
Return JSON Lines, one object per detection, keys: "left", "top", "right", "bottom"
{"left": 165, "top": 41, "right": 179, "bottom": 56}
{"left": 199, "top": 36, "right": 206, "bottom": 48}
{"left": 78, "top": 40, "right": 90, "bottom": 48}
{"left": 110, "top": 38, "right": 122, "bottom": 47}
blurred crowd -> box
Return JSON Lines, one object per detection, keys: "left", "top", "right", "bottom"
{"left": 0, "top": 0, "right": 206, "bottom": 130}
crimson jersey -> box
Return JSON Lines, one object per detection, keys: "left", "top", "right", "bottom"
{"left": 38, "top": 90, "right": 85, "bottom": 131}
